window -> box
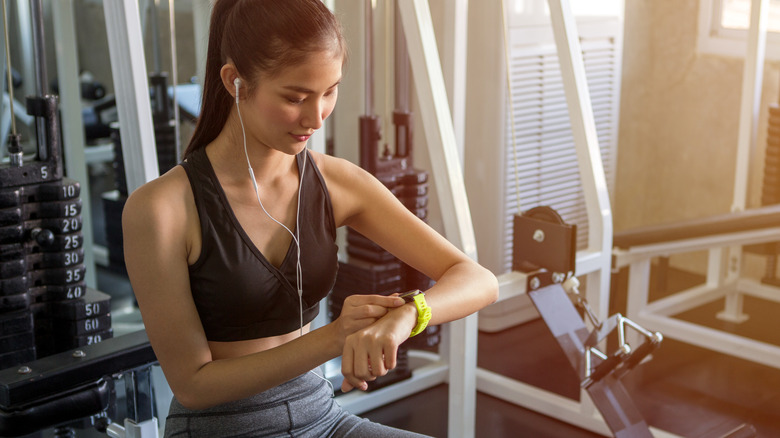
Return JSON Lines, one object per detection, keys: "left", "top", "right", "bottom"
{"left": 720, "top": 0, "right": 780, "bottom": 31}
{"left": 699, "top": 0, "right": 780, "bottom": 58}
{"left": 509, "top": 0, "right": 621, "bottom": 27}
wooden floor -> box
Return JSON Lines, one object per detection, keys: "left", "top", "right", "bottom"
{"left": 363, "top": 266, "right": 780, "bottom": 437}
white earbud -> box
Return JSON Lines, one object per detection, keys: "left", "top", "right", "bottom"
{"left": 234, "top": 77, "right": 241, "bottom": 103}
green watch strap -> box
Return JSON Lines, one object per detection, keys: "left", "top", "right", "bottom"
{"left": 409, "top": 292, "right": 431, "bottom": 337}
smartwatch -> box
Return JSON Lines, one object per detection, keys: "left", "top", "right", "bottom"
{"left": 400, "top": 289, "right": 432, "bottom": 337}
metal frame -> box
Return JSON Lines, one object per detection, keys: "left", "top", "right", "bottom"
{"left": 103, "top": 0, "right": 159, "bottom": 194}
{"left": 437, "top": 0, "right": 468, "bottom": 164}
{"left": 613, "top": 227, "right": 780, "bottom": 371}
{"left": 471, "top": 1, "right": 680, "bottom": 436}
{"left": 398, "top": 2, "right": 477, "bottom": 435}
{"left": 52, "top": 0, "right": 96, "bottom": 288}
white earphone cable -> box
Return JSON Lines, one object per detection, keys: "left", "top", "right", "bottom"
{"left": 235, "top": 80, "right": 333, "bottom": 395}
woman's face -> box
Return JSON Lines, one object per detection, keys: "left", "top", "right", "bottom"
{"left": 242, "top": 51, "right": 342, "bottom": 155}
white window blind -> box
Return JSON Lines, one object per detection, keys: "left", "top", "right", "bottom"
{"left": 501, "top": 36, "right": 619, "bottom": 273}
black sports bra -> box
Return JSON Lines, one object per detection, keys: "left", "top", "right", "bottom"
{"left": 181, "top": 147, "right": 339, "bottom": 342}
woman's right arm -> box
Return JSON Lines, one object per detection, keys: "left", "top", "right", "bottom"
{"left": 122, "top": 170, "right": 402, "bottom": 410}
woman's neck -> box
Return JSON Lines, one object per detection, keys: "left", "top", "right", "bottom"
{"left": 208, "top": 115, "right": 297, "bottom": 187}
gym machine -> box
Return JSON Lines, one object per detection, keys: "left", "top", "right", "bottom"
{"left": 0, "top": 330, "right": 157, "bottom": 437}
{"left": 474, "top": 1, "right": 764, "bottom": 436}
{"left": 512, "top": 206, "right": 662, "bottom": 437}
{"left": 0, "top": 1, "right": 159, "bottom": 437}
{"left": 473, "top": 0, "right": 625, "bottom": 435}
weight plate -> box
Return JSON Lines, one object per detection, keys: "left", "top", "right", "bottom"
{"left": 55, "top": 328, "right": 114, "bottom": 349}
{"left": 52, "top": 313, "right": 111, "bottom": 336}
{"left": 0, "top": 259, "right": 25, "bottom": 279}
{"left": 0, "top": 292, "right": 30, "bottom": 312}
{"left": 0, "top": 189, "right": 21, "bottom": 209}
{"left": 0, "top": 310, "right": 33, "bottom": 335}
{"left": 0, "top": 276, "right": 28, "bottom": 297}
{"left": 0, "top": 347, "right": 35, "bottom": 369}
{"left": 0, "top": 330, "right": 34, "bottom": 351}
{"left": 47, "top": 288, "right": 111, "bottom": 320}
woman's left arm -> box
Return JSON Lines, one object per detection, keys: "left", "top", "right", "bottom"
{"left": 319, "top": 153, "right": 499, "bottom": 390}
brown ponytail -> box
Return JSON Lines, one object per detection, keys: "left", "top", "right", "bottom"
{"left": 184, "top": 0, "right": 346, "bottom": 158}
{"left": 184, "top": 0, "right": 239, "bottom": 158}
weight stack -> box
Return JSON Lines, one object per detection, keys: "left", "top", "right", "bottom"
{"left": 0, "top": 178, "right": 107, "bottom": 367}
{"left": 103, "top": 110, "right": 178, "bottom": 272}
{"left": 34, "top": 288, "right": 113, "bottom": 357}
{"left": 763, "top": 104, "right": 780, "bottom": 206}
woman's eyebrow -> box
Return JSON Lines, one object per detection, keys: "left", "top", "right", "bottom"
{"left": 282, "top": 79, "right": 342, "bottom": 94}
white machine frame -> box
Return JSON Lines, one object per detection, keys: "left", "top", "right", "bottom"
{"left": 473, "top": 0, "right": 630, "bottom": 435}
{"left": 471, "top": 1, "right": 681, "bottom": 436}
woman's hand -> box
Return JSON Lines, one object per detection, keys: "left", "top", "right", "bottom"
{"left": 332, "top": 294, "right": 405, "bottom": 345}
{"left": 340, "top": 303, "right": 418, "bottom": 392}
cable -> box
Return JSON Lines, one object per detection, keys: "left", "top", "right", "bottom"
{"left": 2, "top": 0, "right": 16, "bottom": 136}
{"left": 235, "top": 83, "right": 333, "bottom": 395}
{"left": 168, "top": 0, "right": 182, "bottom": 160}
{"left": 500, "top": 0, "right": 523, "bottom": 215}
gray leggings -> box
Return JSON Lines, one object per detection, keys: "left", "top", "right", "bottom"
{"left": 164, "top": 369, "right": 430, "bottom": 437}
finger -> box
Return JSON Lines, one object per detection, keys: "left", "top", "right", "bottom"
{"left": 370, "top": 346, "right": 388, "bottom": 376}
{"left": 353, "top": 343, "right": 372, "bottom": 380}
{"left": 383, "top": 345, "right": 398, "bottom": 371}
{"left": 375, "top": 295, "right": 405, "bottom": 307}
{"left": 354, "top": 305, "right": 390, "bottom": 319}
{"left": 341, "top": 343, "right": 354, "bottom": 384}
{"left": 342, "top": 343, "right": 370, "bottom": 390}
{"left": 342, "top": 378, "right": 368, "bottom": 392}
{"left": 348, "top": 294, "right": 405, "bottom": 308}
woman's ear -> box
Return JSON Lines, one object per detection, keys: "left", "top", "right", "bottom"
{"left": 220, "top": 63, "right": 240, "bottom": 100}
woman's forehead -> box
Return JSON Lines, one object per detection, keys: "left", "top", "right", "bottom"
{"left": 266, "top": 51, "right": 343, "bottom": 90}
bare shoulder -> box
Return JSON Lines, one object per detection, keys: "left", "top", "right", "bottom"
{"left": 308, "top": 150, "right": 397, "bottom": 227}
{"left": 309, "top": 150, "right": 382, "bottom": 198}
{"left": 122, "top": 166, "right": 194, "bottom": 239}
{"left": 309, "top": 150, "right": 368, "bottom": 183}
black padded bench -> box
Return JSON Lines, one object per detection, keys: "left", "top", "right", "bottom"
{"left": 0, "top": 329, "right": 156, "bottom": 437}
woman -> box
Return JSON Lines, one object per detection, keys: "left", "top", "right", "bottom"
{"left": 122, "top": 0, "right": 498, "bottom": 436}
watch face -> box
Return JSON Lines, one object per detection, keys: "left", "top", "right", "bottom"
{"left": 400, "top": 289, "right": 421, "bottom": 303}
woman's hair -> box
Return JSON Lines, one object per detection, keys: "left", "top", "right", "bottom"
{"left": 184, "top": 0, "right": 346, "bottom": 157}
